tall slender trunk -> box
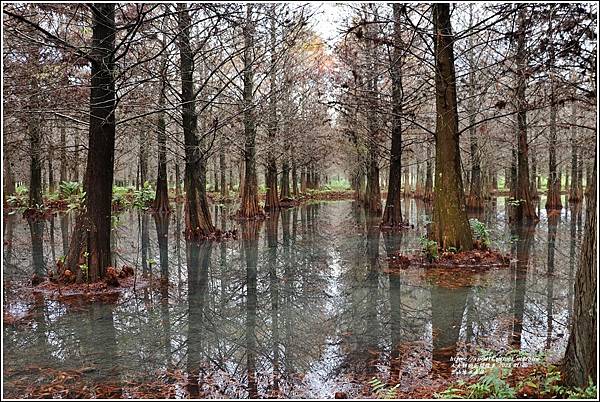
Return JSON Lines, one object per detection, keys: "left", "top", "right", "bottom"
{"left": 153, "top": 40, "right": 170, "bottom": 213}
{"left": 568, "top": 99, "right": 582, "bottom": 202}
{"left": 213, "top": 157, "right": 219, "bottom": 193}
{"left": 177, "top": 4, "right": 214, "bottom": 237}
{"left": 65, "top": 3, "right": 116, "bottom": 281}
{"left": 238, "top": 4, "right": 263, "bottom": 219}
{"left": 514, "top": 6, "right": 537, "bottom": 221}
{"left": 73, "top": 139, "right": 80, "bottom": 182}
{"left": 280, "top": 154, "right": 290, "bottom": 199}
{"left": 300, "top": 166, "right": 307, "bottom": 193}
{"left": 265, "top": 5, "right": 280, "bottom": 212}
{"left": 424, "top": 142, "right": 433, "bottom": 201}
{"left": 291, "top": 152, "right": 298, "bottom": 197}
{"left": 466, "top": 4, "right": 483, "bottom": 210}
{"left": 139, "top": 127, "right": 148, "bottom": 187}
{"left": 175, "top": 163, "right": 181, "bottom": 199}
{"left": 363, "top": 8, "right": 382, "bottom": 214}
{"left": 530, "top": 149, "right": 539, "bottom": 199}
{"left": 546, "top": 7, "right": 562, "bottom": 211}
{"left": 59, "top": 122, "right": 67, "bottom": 183}
{"left": 4, "top": 154, "right": 15, "bottom": 200}
{"left": 430, "top": 3, "right": 473, "bottom": 251}
{"left": 563, "top": 158, "right": 596, "bottom": 386}
{"left": 28, "top": 66, "right": 42, "bottom": 208}
{"left": 219, "top": 136, "right": 228, "bottom": 198}
{"left": 381, "top": 4, "right": 404, "bottom": 227}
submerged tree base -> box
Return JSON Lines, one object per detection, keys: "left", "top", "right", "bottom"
{"left": 184, "top": 228, "right": 238, "bottom": 241}
{"left": 388, "top": 248, "right": 510, "bottom": 271}
{"left": 380, "top": 221, "right": 414, "bottom": 230}
{"left": 31, "top": 265, "right": 141, "bottom": 302}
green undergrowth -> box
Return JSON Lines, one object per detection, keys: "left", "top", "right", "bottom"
{"left": 433, "top": 350, "right": 596, "bottom": 399}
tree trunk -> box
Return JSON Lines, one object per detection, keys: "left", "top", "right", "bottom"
{"left": 562, "top": 158, "right": 596, "bottom": 386}
{"left": 219, "top": 137, "right": 228, "bottom": 198}
{"left": 381, "top": 3, "right": 404, "bottom": 227}
{"left": 545, "top": 9, "right": 562, "bottom": 211}
{"left": 530, "top": 150, "right": 539, "bottom": 199}
{"left": 280, "top": 157, "right": 290, "bottom": 199}
{"left": 177, "top": 3, "right": 214, "bottom": 237}
{"left": 430, "top": 3, "right": 473, "bottom": 251}
{"left": 568, "top": 101, "right": 582, "bottom": 203}
{"left": 175, "top": 162, "right": 181, "bottom": 199}
{"left": 153, "top": 43, "right": 170, "bottom": 213}
{"left": 4, "top": 154, "right": 15, "bottom": 199}
{"left": 47, "top": 139, "right": 55, "bottom": 194}
{"left": 466, "top": 5, "right": 483, "bottom": 210}
{"left": 65, "top": 3, "right": 116, "bottom": 281}
{"left": 300, "top": 166, "right": 307, "bottom": 193}
{"left": 238, "top": 5, "right": 263, "bottom": 219}
{"left": 514, "top": 7, "right": 537, "bottom": 221}
{"left": 291, "top": 153, "right": 298, "bottom": 197}
{"left": 59, "top": 120, "right": 67, "bottom": 183}
{"left": 265, "top": 6, "right": 280, "bottom": 212}
{"left": 402, "top": 165, "right": 410, "bottom": 197}
{"left": 28, "top": 68, "right": 42, "bottom": 208}
{"left": 363, "top": 13, "right": 382, "bottom": 214}
{"left": 424, "top": 142, "right": 433, "bottom": 201}
{"left": 73, "top": 139, "right": 80, "bottom": 182}
{"left": 213, "top": 157, "right": 219, "bottom": 193}
{"left": 139, "top": 129, "right": 148, "bottom": 188}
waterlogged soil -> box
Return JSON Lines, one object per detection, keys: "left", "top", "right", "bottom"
{"left": 2, "top": 196, "right": 583, "bottom": 399}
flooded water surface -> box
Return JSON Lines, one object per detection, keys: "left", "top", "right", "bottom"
{"left": 2, "top": 198, "right": 583, "bottom": 398}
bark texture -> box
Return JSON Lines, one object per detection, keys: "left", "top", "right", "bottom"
{"left": 65, "top": 3, "right": 116, "bottom": 281}
{"left": 178, "top": 4, "right": 214, "bottom": 237}
{"left": 430, "top": 3, "right": 473, "bottom": 251}
{"left": 381, "top": 4, "right": 404, "bottom": 227}
{"left": 238, "top": 5, "right": 264, "bottom": 219}
{"left": 562, "top": 159, "right": 596, "bottom": 387}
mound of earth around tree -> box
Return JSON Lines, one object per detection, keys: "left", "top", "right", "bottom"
{"left": 30, "top": 272, "right": 154, "bottom": 304}
{"left": 387, "top": 249, "right": 510, "bottom": 271}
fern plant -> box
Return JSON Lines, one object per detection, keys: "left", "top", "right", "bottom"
{"left": 469, "top": 218, "right": 491, "bottom": 249}
{"left": 368, "top": 377, "right": 400, "bottom": 399}
{"left": 419, "top": 235, "right": 439, "bottom": 262}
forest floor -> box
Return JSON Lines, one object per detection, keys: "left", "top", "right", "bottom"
{"left": 2, "top": 362, "right": 587, "bottom": 399}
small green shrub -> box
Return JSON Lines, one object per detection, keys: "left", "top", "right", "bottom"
{"left": 59, "top": 181, "right": 81, "bottom": 198}
{"left": 6, "top": 185, "right": 28, "bottom": 207}
{"left": 112, "top": 185, "right": 132, "bottom": 206}
{"left": 132, "top": 181, "right": 154, "bottom": 209}
{"left": 469, "top": 218, "right": 491, "bottom": 249}
{"left": 419, "top": 235, "right": 439, "bottom": 262}
{"left": 435, "top": 351, "right": 597, "bottom": 400}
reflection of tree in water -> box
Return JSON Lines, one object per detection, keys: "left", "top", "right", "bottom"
{"left": 430, "top": 283, "right": 469, "bottom": 377}
{"left": 510, "top": 223, "right": 536, "bottom": 349}
{"left": 383, "top": 230, "right": 402, "bottom": 381}
{"left": 277, "top": 204, "right": 330, "bottom": 391}
{"left": 154, "top": 212, "right": 171, "bottom": 367}
{"left": 241, "top": 221, "right": 260, "bottom": 398}
{"left": 140, "top": 212, "right": 150, "bottom": 276}
{"left": 335, "top": 205, "right": 385, "bottom": 376}
{"left": 3, "top": 200, "right": 583, "bottom": 397}
{"left": 546, "top": 214, "right": 559, "bottom": 349}
{"left": 266, "top": 212, "right": 281, "bottom": 394}
{"left": 28, "top": 217, "right": 45, "bottom": 279}
{"left": 185, "top": 238, "right": 212, "bottom": 397}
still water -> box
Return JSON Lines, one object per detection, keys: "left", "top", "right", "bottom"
{"left": 3, "top": 197, "right": 583, "bottom": 398}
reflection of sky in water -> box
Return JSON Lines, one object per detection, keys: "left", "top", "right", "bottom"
{"left": 3, "top": 197, "right": 584, "bottom": 398}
